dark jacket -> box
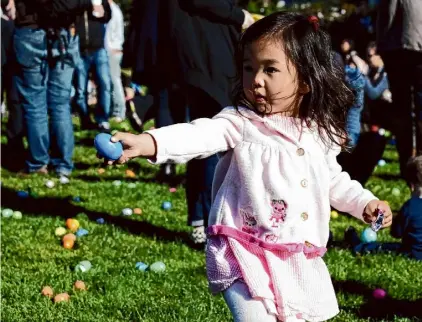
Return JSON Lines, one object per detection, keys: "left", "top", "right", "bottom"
{"left": 74, "top": 0, "right": 111, "bottom": 53}
{"left": 391, "top": 196, "right": 422, "bottom": 260}
{"left": 125, "top": 0, "right": 244, "bottom": 108}
{"left": 15, "top": 0, "right": 92, "bottom": 29}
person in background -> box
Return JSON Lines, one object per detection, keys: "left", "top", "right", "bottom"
{"left": 345, "top": 156, "right": 422, "bottom": 261}
{"left": 377, "top": 0, "right": 422, "bottom": 184}
{"left": 74, "top": 0, "right": 112, "bottom": 131}
{"left": 1, "top": 0, "right": 26, "bottom": 172}
{"left": 106, "top": 0, "right": 126, "bottom": 123}
{"left": 124, "top": 0, "right": 255, "bottom": 244}
{"left": 13, "top": 0, "right": 103, "bottom": 178}
{"left": 340, "top": 38, "right": 368, "bottom": 74}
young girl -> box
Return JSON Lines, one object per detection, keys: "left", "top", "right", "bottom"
{"left": 106, "top": 12, "right": 392, "bottom": 322}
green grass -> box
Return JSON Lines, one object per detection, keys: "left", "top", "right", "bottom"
{"left": 1, "top": 121, "right": 422, "bottom": 322}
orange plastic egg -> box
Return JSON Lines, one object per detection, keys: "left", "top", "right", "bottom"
{"left": 125, "top": 169, "right": 136, "bottom": 178}
{"left": 133, "top": 208, "right": 142, "bottom": 215}
{"left": 66, "top": 219, "right": 80, "bottom": 232}
{"left": 74, "top": 280, "right": 86, "bottom": 291}
{"left": 41, "top": 286, "right": 54, "bottom": 298}
{"left": 63, "top": 233, "right": 76, "bottom": 242}
{"left": 54, "top": 293, "right": 70, "bottom": 303}
{"left": 98, "top": 168, "right": 106, "bottom": 174}
{"left": 63, "top": 239, "right": 74, "bottom": 249}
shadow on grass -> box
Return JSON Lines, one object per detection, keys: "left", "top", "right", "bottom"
{"left": 373, "top": 173, "right": 402, "bottom": 181}
{"left": 333, "top": 280, "right": 422, "bottom": 319}
{"left": 1, "top": 186, "right": 202, "bottom": 250}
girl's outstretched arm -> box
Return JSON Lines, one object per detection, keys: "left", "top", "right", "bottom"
{"left": 111, "top": 108, "right": 244, "bottom": 165}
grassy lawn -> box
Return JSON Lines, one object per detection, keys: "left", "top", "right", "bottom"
{"left": 1, "top": 120, "right": 422, "bottom": 322}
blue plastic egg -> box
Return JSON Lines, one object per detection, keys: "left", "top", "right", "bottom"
{"left": 96, "top": 218, "right": 105, "bottom": 224}
{"left": 149, "top": 261, "right": 166, "bottom": 273}
{"left": 75, "top": 260, "right": 92, "bottom": 273}
{"left": 361, "top": 227, "right": 377, "bottom": 243}
{"left": 76, "top": 228, "right": 89, "bottom": 237}
{"left": 377, "top": 159, "right": 386, "bottom": 167}
{"left": 17, "top": 191, "right": 29, "bottom": 198}
{"left": 94, "top": 133, "right": 123, "bottom": 161}
{"left": 162, "top": 201, "right": 172, "bottom": 211}
{"left": 73, "top": 196, "right": 81, "bottom": 203}
{"left": 135, "top": 262, "right": 149, "bottom": 272}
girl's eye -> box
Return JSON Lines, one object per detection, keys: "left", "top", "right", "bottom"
{"left": 243, "top": 65, "right": 253, "bottom": 72}
{"left": 265, "top": 67, "right": 279, "bottom": 74}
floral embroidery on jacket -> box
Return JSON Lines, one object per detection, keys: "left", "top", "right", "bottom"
{"left": 264, "top": 233, "right": 279, "bottom": 243}
{"left": 270, "top": 199, "right": 288, "bottom": 228}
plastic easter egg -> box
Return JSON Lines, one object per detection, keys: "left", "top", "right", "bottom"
{"left": 66, "top": 219, "right": 80, "bottom": 232}
{"left": 55, "top": 227, "right": 67, "bottom": 237}
{"left": 76, "top": 228, "right": 89, "bottom": 237}
{"left": 361, "top": 227, "right": 377, "bottom": 243}
{"left": 135, "top": 262, "right": 149, "bottom": 272}
{"left": 72, "top": 196, "right": 81, "bottom": 203}
{"left": 41, "top": 286, "right": 54, "bottom": 298}
{"left": 377, "top": 159, "right": 386, "bottom": 167}
{"left": 392, "top": 188, "right": 400, "bottom": 196}
{"left": 373, "top": 288, "right": 387, "bottom": 299}
{"left": 45, "top": 180, "right": 55, "bottom": 188}
{"left": 94, "top": 133, "right": 123, "bottom": 161}
{"left": 125, "top": 169, "right": 136, "bottom": 178}
{"left": 96, "top": 218, "right": 105, "bottom": 224}
{"left": 133, "top": 208, "right": 142, "bottom": 215}
{"left": 122, "top": 208, "right": 133, "bottom": 216}
{"left": 12, "top": 211, "right": 22, "bottom": 219}
{"left": 63, "top": 239, "right": 74, "bottom": 249}
{"left": 17, "top": 190, "right": 29, "bottom": 198}
{"left": 74, "top": 280, "right": 86, "bottom": 291}
{"left": 63, "top": 233, "right": 76, "bottom": 242}
{"left": 2, "top": 208, "right": 13, "bottom": 218}
{"left": 98, "top": 168, "right": 106, "bottom": 174}
{"left": 169, "top": 187, "right": 177, "bottom": 193}
{"left": 149, "top": 261, "right": 166, "bottom": 273}
{"left": 75, "top": 260, "right": 92, "bottom": 273}
{"left": 330, "top": 210, "right": 339, "bottom": 219}
{"left": 54, "top": 293, "right": 70, "bottom": 303}
{"left": 112, "top": 180, "right": 122, "bottom": 187}
{"left": 378, "top": 128, "right": 386, "bottom": 136}
{"left": 161, "top": 201, "right": 172, "bottom": 211}
{"left": 59, "top": 176, "right": 70, "bottom": 184}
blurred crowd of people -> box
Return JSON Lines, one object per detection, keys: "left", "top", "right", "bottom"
{"left": 1, "top": 0, "right": 421, "bottom": 245}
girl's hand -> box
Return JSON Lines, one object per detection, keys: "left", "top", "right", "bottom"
{"left": 108, "top": 132, "right": 156, "bottom": 165}
{"left": 363, "top": 200, "right": 392, "bottom": 228}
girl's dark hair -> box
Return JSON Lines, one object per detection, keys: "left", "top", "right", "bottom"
{"left": 232, "top": 12, "right": 355, "bottom": 149}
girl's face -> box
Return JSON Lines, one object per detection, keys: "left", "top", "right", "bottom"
{"left": 242, "top": 39, "right": 303, "bottom": 116}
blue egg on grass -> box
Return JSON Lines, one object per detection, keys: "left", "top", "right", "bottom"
{"left": 162, "top": 201, "right": 172, "bottom": 211}
{"left": 73, "top": 196, "right": 82, "bottom": 203}
{"left": 135, "top": 262, "right": 149, "bottom": 272}
{"left": 361, "top": 227, "right": 377, "bottom": 243}
{"left": 17, "top": 191, "right": 29, "bottom": 198}
{"left": 76, "top": 228, "right": 89, "bottom": 237}
{"left": 94, "top": 133, "right": 123, "bottom": 161}
{"left": 96, "top": 218, "right": 105, "bottom": 224}
{"left": 149, "top": 261, "right": 166, "bottom": 273}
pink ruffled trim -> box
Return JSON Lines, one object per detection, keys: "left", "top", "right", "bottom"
{"left": 207, "top": 225, "right": 327, "bottom": 258}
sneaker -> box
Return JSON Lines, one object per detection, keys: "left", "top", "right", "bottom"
{"left": 191, "top": 226, "right": 207, "bottom": 244}
{"left": 58, "top": 175, "right": 70, "bottom": 184}
{"left": 98, "top": 122, "right": 111, "bottom": 133}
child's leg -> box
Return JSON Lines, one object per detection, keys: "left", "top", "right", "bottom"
{"left": 223, "top": 280, "right": 277, "bottom": 322}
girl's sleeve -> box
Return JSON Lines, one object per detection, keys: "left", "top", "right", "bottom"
{"left": 326, "top": 146, "right": 377, "bottom": 221}
{"left": 145, "top": 108, "right": 244, "bottom": 164}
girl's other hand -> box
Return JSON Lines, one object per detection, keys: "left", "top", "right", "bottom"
{"left": 363, "top": 200, "right": 392, "bottom": 228}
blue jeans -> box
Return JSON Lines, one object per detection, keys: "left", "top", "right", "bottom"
{"left": 74, "top": 48, "right": 111, "bottom": 124}
{"left": 13, "top": 27, "right": 77, "bottom": 175}
{"left": 108, "top": 51, "right": 126, "bottom": 119}
{"left": 345, "top": 67, "right": 365, "bottom": 147}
